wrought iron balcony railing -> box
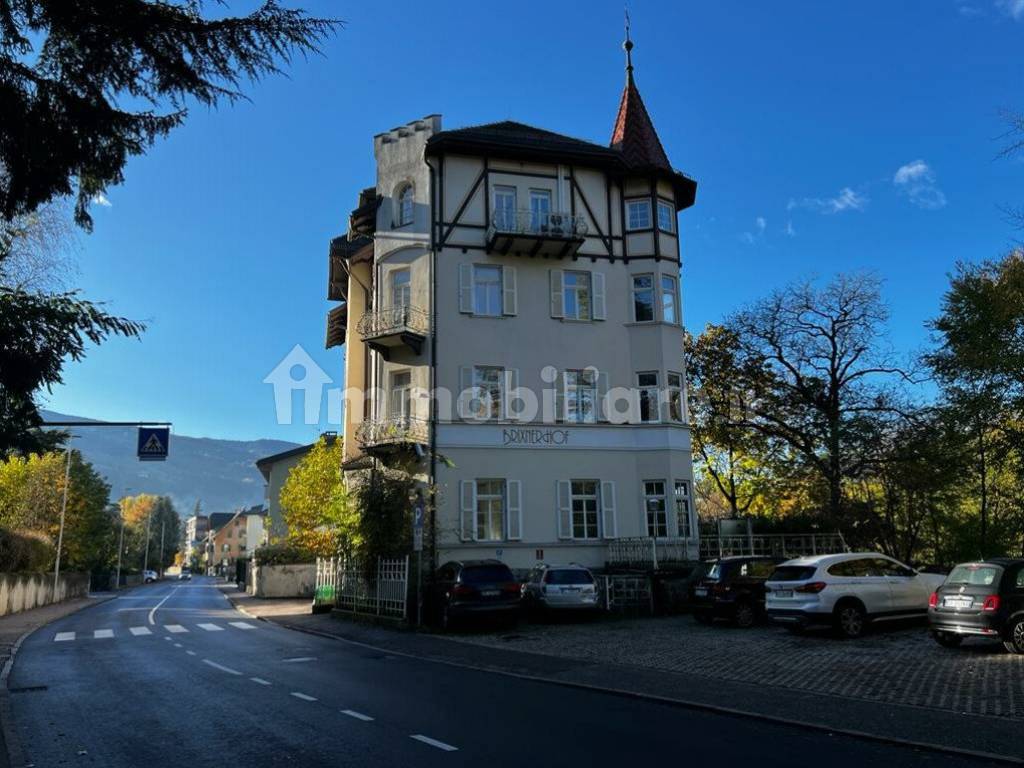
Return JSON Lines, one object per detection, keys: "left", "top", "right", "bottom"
{"left": 356, "top": 305, "right": 430, "bottom": 341}
{"left": 355, "top": 416, "right": 429, "bottom": 449}
{"left": 488, "top": 209, "right": 588, "bottom": 240}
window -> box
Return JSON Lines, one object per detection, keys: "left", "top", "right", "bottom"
{"left": 472, "top": 265, "right": 502, "bottom": 316}
{"left": 632, "top": 275, "right": 655, "bottom": 322}
{"left": 644, "top": 480, "right": 668, "bottom": 538}
{"left": 626, "top": 199, "right": 652, "bottom": 230}
{"left": 563, "top": 270, "right": 592, "bottom": 321}
{"left": 637, "top": 372, "right": 660, "bottom": 423}
{"left": 529, "top": 189, "right": 552, "bottom": 232}
{"left": 571, "top": 480, "right": 600, "bottom": 539}
{"left": 661, "top": 275, "right": 679, "bottom": 324}
{"left": 657, "top": 200, "right": 675, "bottom": 232}
{"left": 494, "top": 186, "right": 517, "bottom": 230}
{"left": 475, "top": 479, "right": 505, "bottom": 541}
{"left": 471, "top": 365, "right": 504, "bottom": 420}
{"left": 397, "top": 184, "right": 414, "bottom": 226}
{"left": 391, "top": 268, "right": 410, "bottom": 308}
{"left": 390, "top": 370, "right": 412, "bottom": 421}
{"left": 565, "top": 369, "right": 597, "bottom": 424}
{"left": 674, "top": 481, "right": 692, "bottom": 537}
{"left": 667, "top": 372, "right": 684, "bottom": 422}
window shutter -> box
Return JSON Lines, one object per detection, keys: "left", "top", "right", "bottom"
{"left": 557, "top": 480, "right": 572, "bottom": 540}
{"left": 460, "top": 480, "right": 476, "bottom": 541}
{"left": 502, "top": 266, "right": 518, "bottom": 316}
{"left": 505, "top": 369, "right": 520, "bottom": 421}
{"left": 601, "top": 481, "right": 618, "bottom": 539}
{"left": 550, "top": 269, "right": 565, "bottom": 318}
{"left": 668, "top": 487, "right": 680, "bottom": 538}
{"left": 507, "top": 480, "right": 522, "bottom": 540}
{"left": 458, "top": 366, "right": 473, "bottom": 420}
{"left": 459, "top": 264, "right": 473, "bottom": 314}
{"left": 597, "top": 371, "right": 610, "bottom": 422}
{"left": 592, "top": 272, "right": 606, "bottom": 320}
{"left": 554, "top": 370, "right": 566, "bottom": 423}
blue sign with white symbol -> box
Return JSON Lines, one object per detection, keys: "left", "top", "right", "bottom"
{"left": 137, "top": 427, "right": 170, "bottom": 461}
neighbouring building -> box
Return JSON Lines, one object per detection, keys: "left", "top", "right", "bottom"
{"left": 326, "top": 36, "right": 698, "bottom": 571}
{"left": 183, "top": 514, "right": 209, "bottom": 567}
{"left": 203, "top": 506, "right": 267, "bottom": 576}
{"left": 255, "top": 434, "right": 338, "bottom": 538}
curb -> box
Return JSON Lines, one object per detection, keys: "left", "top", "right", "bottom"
{"left": 240, "top": 609, "right": 1022, "bottom": 766}
{"left": 0, "top": 594, "right": 116, "bottom": 768}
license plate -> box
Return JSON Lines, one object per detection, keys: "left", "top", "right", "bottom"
{"left": 481, "top": 589, "right": 500, "bottom": 597}
{"left": 944, "top": 597, "right": 972, "bottom": 609}
{"left": 774, "top": 590, "right": 793, "bottom": 599}
{"left": 694, "top": 587, "right": 708, "bottom": 597}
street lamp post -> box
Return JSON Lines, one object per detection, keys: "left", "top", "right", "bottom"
{"left": 115, "top": 488, "right": 131, "bottom": 590}
{"left": 158, "top": 521, "right": 165, "bottom": 578}
{"left": 53, "top": 444, "right": 73, "bottom": 595}
{"left": 142, "top": 505, "right": 152, "bottom": 574}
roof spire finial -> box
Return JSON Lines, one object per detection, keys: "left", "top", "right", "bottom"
{"left": 623, "top": 8, "right": 634, "bottom": 82}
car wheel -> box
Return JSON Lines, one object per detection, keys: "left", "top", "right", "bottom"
{"left": 693, "top": 612, "right": 713, "bottom": 625}
{"left": 932, "top": 631, "right": 963, "bottom": 649}
{"left": 734, "top": 601, "right": 756, "bottom": 629}
{"left": 834, "top": 601, "right": 868, "bottom": 639}
{"left": 1003, "top": 618, "right": 1024, "bottom": 654}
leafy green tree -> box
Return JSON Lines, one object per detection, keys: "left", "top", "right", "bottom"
{"left": 0, "top": 0, "right": 339, "bottom": 228}
{"left": 279, "top": 436, "right": 354, "bottom": 556}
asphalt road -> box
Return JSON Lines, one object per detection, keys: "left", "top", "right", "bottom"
{"left": 6, "top": 577, "right": 1001, "bottom": 767}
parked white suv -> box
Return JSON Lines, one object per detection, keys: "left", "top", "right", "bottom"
{"left": 765, "top": 553, "right": 945, "bottom": 638}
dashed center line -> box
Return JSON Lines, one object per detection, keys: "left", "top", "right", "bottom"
{"left": 94, "top": 629, "right": 113, "bottom": 639}
{"left": 202, "top": 660, "right": 242, "bottom": 676}
{"left": 290, "top": 692, "right": 317, "bottom": 702}
{"left": 129, "top": 626, "right": 152, "bottom": 636}
{"left": 410, "top": 735, "right": 458, "bottom": 752}
{"left": 173, "top": 643, "right": 182, "bottom": 648}
{"left": 341, "top": 710, "right": 374, "bottom": 722}
{"left": 186, "top": 650, "right": 197, "bottom": 656}
{"left": 281, "top": 657, "right": 315, "bottom": 663}
{"left": 250, "top": 677, "right": 271, "bottom": 686}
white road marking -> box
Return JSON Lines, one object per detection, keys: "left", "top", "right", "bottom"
{"left": 147, "top": 587, "right": 178, "bottom": 625}
{"left": 197, "top": 623, "right": 223, "bottom": 632}
{"left": 54, "top": 632, "right": 75, "bottom": 642}
{"left": 250, "top": 677, "right": 271, "bottom": 686}
{"left": 129, "top": 626, "right": 152, "bottom": 636}
{"left": 202, "top": 660, "right": 241, "bottom": 676}
{"left": 341, "top": 710, "right": 374, "bottom": 722}
{"left": 281, "top": 657, "right": 315, "bottom": 663}
{"left": 410, "top": 735, "right": 458, "bottom": 752}
{"left": 229, "top": 621, "right": 256, "bottom": 630}
{"left": 186, "top": 650, "right": 197, "bottom": 656}
{"left": 173, "top": 643, "right": 182, "bottom": 648}
{"left": 164, "top": 624, "right": 187, "bottom": 634}
{"left": 94, "top": 629, "right": 114, "bottom": 639}
{"left": 290, "top": 692, "right": 317, "bottom": 702}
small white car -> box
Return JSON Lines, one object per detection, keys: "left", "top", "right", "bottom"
{"left": 521, "top": 564, "right": 601, "bottom": 613}
{"left": 142, "top": 569, "right": 158, "bottom": 583}
{"left": 765, "top": 553, "right": 945, "bottom": 638}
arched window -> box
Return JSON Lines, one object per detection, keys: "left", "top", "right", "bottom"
{"left": 397, "top": 183, "right": 414, "bottom": 226}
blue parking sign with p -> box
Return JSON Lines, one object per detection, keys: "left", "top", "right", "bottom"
{"left": 137, "top": 427, "right": 170, "bottom": 461}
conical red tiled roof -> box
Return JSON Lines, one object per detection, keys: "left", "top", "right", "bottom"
{"left": 610, "top": 38, "right": 672, "bottom": 172}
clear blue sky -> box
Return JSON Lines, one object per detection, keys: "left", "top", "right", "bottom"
{"left": 44, "top": 0, "right": 1024, "bottom": 444}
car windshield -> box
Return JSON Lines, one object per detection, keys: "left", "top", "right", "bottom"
{"left": 945, "top": 564, "right": 1002, "bottom": 587}
{"left": 768, "top": 566, "right": 817, "bottom": 582}
{"left": 545, "top": 569, "right": 594, "bottom": 585}
{"left": 705, "top": 561, "right": 723, "bottom": 580}
{"left": 460, "top": 565, "right": 514, "bottom": 584}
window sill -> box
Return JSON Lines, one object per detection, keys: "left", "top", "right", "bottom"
{"left": 623, "top": 320, "right": 682, "bottom": 329}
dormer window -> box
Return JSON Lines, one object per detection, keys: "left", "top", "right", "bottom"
{"left": 626, "top": 199, "right": 652, "bottom": 230}
{"left": 397, "top": 183, "right": 414, "bottom": 226}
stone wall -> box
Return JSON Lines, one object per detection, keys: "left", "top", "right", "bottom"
{"left": 0, "top": 572, "right": 91, "bottom": 617}
{"left": 248, "top": 564, "right": 316, "bottom": 598}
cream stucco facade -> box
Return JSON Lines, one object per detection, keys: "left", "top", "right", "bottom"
{"left": 329, "top": 66, "right": 699, "bottom": 572}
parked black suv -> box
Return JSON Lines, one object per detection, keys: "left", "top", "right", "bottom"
{"left": 428, "top": 559, "right": 521, "bottom": 629}
{"left": 928, "top": 558, "right": 1024, "bottom": 653}
{"left": 691, "top": 556, "right": 784, "bottom": 628}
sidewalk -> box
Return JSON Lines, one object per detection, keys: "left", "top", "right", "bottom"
{"left": 225, "top": 589, "right": 1023, "bottom": 763}
{"left": 0, "top": 593, "right": 115, "bottom": 768}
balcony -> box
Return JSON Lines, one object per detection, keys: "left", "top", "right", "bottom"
{"left": 486, "top": 209, "right": 587, "bottom": 258}
{"left": 355, "top": 417, "right": 429, "bottom": 453}
{"left": 356, "top": 305, "right": 429, "bottom": 359}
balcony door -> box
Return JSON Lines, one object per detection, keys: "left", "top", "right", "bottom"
{"left": 390, "top": 268, "right": 411, "bottom": 309}
{"left": 390, "top": 370, "right": 412, "bottom": 425}
{"left": 529, "top": 189, "right": 551, "bottom": 233}
{"left": 493, "top": 186, "right": 516, "bottom": 231}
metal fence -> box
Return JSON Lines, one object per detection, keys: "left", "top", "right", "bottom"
{"left": 607, "top": 537, "right": 696, "bottom": 570}
{"left": 599, "top": 574, "right": 653, "bottom": 613}
{"left": 698, "top": 532, "right": 848, "bottom": 560}
{"left": 313, "top": 556, "right": 409, "bottom": 620}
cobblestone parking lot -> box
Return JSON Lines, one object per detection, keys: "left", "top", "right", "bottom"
{"left": 446, "top": 616, "right": 1024, "bottom": 719}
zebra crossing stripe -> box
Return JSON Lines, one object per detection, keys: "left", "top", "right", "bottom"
{"left": 94, "top": 629, "right": 114, "bottom": 639}
{"left": 129, "top": 626, "right": 152, "bottom": 636}
{"left": 197, "top": 623, "right": 223, "bottom": 632}
{"left": 54, "top": 632, "right": 75, "bottom": 642}
{"left": 165, "top": 624, "right": 188, "bottom": 633}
